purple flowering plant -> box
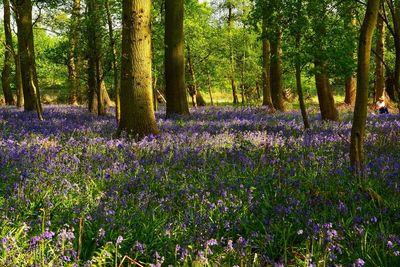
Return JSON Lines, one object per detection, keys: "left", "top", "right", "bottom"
{"left": 0, "top": 105, "right": 399, "bottom": 266}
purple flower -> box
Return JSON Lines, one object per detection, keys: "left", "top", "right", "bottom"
{"left": 355, "top": 258, "right": 365, "bottom": 266}
{"left": 116, "top": 235, "right": 124, "bottom": 245}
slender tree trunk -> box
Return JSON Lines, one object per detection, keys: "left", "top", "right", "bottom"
{"left": 13, "top": 0, "right": 43, "bottom": 119}
{"left": 67, "top": 0, "right": 81, "bottom": 105}
{"left": 295, "top": 33, "right": 310, "bottom": 129}
{"left": 314, "top": 60, "right": 338, "bottom": 121}
{"left": 2, "top": 0, "right": 15, "bottom": 105}
{"left": 15, "top": 54, "right": 24, "bottom": 107}
{"left": 261, "top": 21, "right": 274, "bottom": 110}
{"left": 344, "top": 16, "right": 356, "bottom": 105}
{"left": 118, "top": 0, "right": 158, "bottom": 138}
{"left": 228, "top": 5, "right": 238, "bottom": 104}
{"left": 375, "top": 10, "right": 385, "bottom": 101}
{"left": 270, "top": 26, "right": 285, "bottom": 111}
{"left": 350, "top": 0, "right": 380, "bottom": 175}
{"left": 207, "top": 71, "right": 214, "bottom": 106}
{"left": 105, "top": 0, "right": 120, "bottom": 122}
{"left": 186, "top": 44, "right": 206, "bottom": 107}
{"left": 392, "top": 2, "right": 400, "bottom": 108}
{"left": 240, "top": 45, "right": 246, "bottom": 104}
{"left": 165, "top": 0, "right": 189, "bottom": 116}
{"left": 86, "top": 0, "right": 109, "bottom": 115}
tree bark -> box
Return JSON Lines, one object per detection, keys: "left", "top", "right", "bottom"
{"left": 344, "top": 16, "right": 356, "bottom": 105}
{"left": 2, "top": 0, "right": 15, "bottom": 105}
{"left": 15, "top": 54, "right": 24, "bottom": 107}
{"left": 118, "top": 0, "right": 158, "bottom": 138}
{"left": 374, "top": 10, "right": 385, "bottom": 101}
{"left": 270, "top": 27, "right": 285, "bottom": 111}
{"left": 13, "top": 0, "right": 43, "bottom": 119}
{"left": 295, "top": 33, "right": 310, "bottom": 129}
{"left": 67, "top": 0, "right": 81, "bottom": 105}
{"left": 350, "top": 0, "right": 380, "bottom": 175}
{"left": 228, "top": 5, "right": 238, "bottom": 104}
{"left": 261, "top": 21, "right": 274, "bottom": 110}
{"left": 165, "top": 0, "right": 189, "bottom": 116}
{"left": 86, "top": 0, "right": 109, "bottom": 115}
{"left": 105, "top": 0, "right": 120, "bottom": 122}
{"left": 314, "top": 60, "right": 338, "bottom": 121}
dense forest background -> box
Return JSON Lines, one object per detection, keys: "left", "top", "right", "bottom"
{"left": 1, "top": 0, "right": 398, "bottom": 109}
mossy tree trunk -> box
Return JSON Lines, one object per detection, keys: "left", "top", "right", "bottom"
{"left": 13, "top": 0, "right": 43, "bottom": 119}
{"left": 350, "top": 0, "right": 380, "bottom": 175}
{"left": 261, "top": 20, "right": 274, "bottom": 110}
{"left": 314, "top": 59, "right": 338, "bottom": 121}
{"left": 118, "top": 0, "right": 158, "bottom": 138}
{"left": 165, "top": 0, "right": 189, "bottom": 117}
{"left": 2, "top": 0, "right": 15, "bottom": 105}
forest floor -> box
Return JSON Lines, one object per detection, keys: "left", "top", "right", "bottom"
{"left": 0, "top": 105, "right": 399, "bottom": 266}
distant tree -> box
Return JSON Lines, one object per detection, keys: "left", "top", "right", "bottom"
{"left": 350, "top": 0, "right": 380, "bottom": 176}
{"left": 2, "top": 0, "right": 16, "bottom": 105}
{"left": 165, "top": 0, "right": 189, "bottom": 117}
{"left": 12, "top": 0, "right": 43, "bottom": 119}
{"left": 118, "top": 0, "right": 158, "bottom": 138}
{"left": 67, "top": 0, "right": 82, "bottom": 105}
{"left": 308, "top": 0, "right": 338, "bottom": 121}
{"left": 86, "top": 0, "right": 110, "bottom": 115}
{"left": 375, "top": 4, "right": 385, "bottom": 101}
{"left": 104, "top": 0, "right": 120, "bottom": 122}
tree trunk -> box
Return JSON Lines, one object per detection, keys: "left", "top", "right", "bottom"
{"left": 207, "top": 71, "right": 214, "bottom": 106}
{"left": 314, "top": 60, "right": 338, "bottom": 121}
{"left": 86, "top": 0, "right": 108, "bottom": 115}
{"left": 350, "top": 0, "right": 380, "bottom": 175}
{"left": 344, "top": 15, "right": 357, "bottom": 105}
{"left": 228, "top": 5, "right": 238, "bottom": 104}
{"left": 13, "top": 0, "right": 43, "bottom": 119}
{"left": 67, "top": 0, "right": 81, "bottom": 105}
{"left": 344, "top": 76, "right": 356, "bottom": 105}
{"left": 374, "top": 10, "right": 385, "bottom": 101}
{"left": 392, "top": 2, "right": 400, "bottom": 108}
{"left": 186, "top": 44, "right": 206, "bottom": 107}
{"left": 270, "top": 27, "right": 285, "bottom": 111}
{"left": 295, "top": 33, "right": 310, "bottom": 129}
{"left": 165, "top": 0, "right": 189, "bottom": 116}
{"left": 118, "top": 0, "right": 158, "bottom": 138}
{"left": 105, "top": 0, "right": 120, "bottom": 122}
{"left": 15, "top": 54, "right": 24, "bottom": 107}
{"left": 261, "top": 21, "right": 274, "bottom": 110}
{"left": 2, "top": 0, "right": 15, "bottom": 105}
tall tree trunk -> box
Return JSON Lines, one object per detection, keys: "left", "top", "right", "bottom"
{"left": 350, "top": 0, "right": 380, "bottom": 175}
{"left": 391, "top": 1, "right": 400, "bottom": 108}
{"left": 105, "top": 0, "right": 120, "bottom": 122}
{"left": 15, "top": 54, "right": 24, "bottom": 107}
{"left": 314, "top": 60, "right": 338, "bottom": 121}
{"left": 13, "top": 0, "right": 43, "bottom": 119}
{"left": 2, "top": 0, "right": 15, "bottom": 105}
{"left": 228, "top": 5, "right": 238, "bottom": 104}
{"left": 270, "top": 27, "right": 285, "bottom": 111}
{"left": 67, "top": 0, "right": 81, "bottom": 105}
{"left": 186, "top": 44, "right": 206, "bottom": 107}
{"left": 118, "top": 0, "right": 158, "bottom": 138}
{"left": 87, "top": 0, "right": 109, "bottom": 115}
{"left": 261, "top": 21, "right": 274, "bottom": 110}
{"left": 295, "top": 33, "right": 310, "bottom": 129}
{"left": 375, "top": 9, "right": 385, "bottom": 101}
{"left": 344, "top": 16, "right": 357, "bottom": 105}
{"left": 165, "top": 0, "right": 189, "bottom": 116}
